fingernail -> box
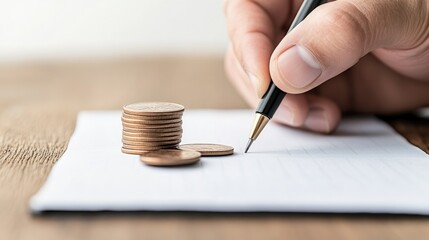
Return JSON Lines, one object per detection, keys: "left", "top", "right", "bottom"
{"left": 304, "top": 108, "right": 330, "bottom": 133}
{"left": 246, "top": 71, "right": 263, "bottom": 98}
{"left": 276, "top": 106, "right": 296, "bottom": 126}
{"left": 277, "top": 45, "right": 322, "bottom": 89}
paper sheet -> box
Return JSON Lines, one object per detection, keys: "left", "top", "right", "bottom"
{"left": 30, "top": 110, "right": 429, "bottom": 214}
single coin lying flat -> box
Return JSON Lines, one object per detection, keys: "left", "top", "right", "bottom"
{"left": 179, "top": 143, "right": 234, "bottom": 156}
{"left": 123, "top": 102, "right": 184, "bottom": 116}
{"left": 121, "top": 116, "right": 182, "bottom": 125}
{"left": 123, "top": 129, "right": 183, "bottom": 138}
{"left": 122, "top": 121, "right": 182, "bottom": 129}
{"left": 122, "top": 134, "right": 182, "bottom": 142}
{"left": 140, "top": 149, "right": 201, "bottom": 166}
{"left": 122, "top": 126, "right": 183, "bottom": 133}
{"left": 122, "top": 143, "right": 179, "bottom": 151}
{"left": 122, "top": 139, "right": 181, "bottom": 146}
{"left": 121, "top": 147, "right": 150, "bottom": 155}
{"left": 122, "top": 146, "right": 179, "bottom": 155}
{"left": 122, "top": 112, "right": 183, "bottom": 120}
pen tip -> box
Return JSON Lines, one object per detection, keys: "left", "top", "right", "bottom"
{"left": 244, "top": 139, "right": 253, "bottom": 153}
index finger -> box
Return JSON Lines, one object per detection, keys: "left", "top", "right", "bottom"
{"left": 223, "top": 0, "right": 293, "bottom": 97}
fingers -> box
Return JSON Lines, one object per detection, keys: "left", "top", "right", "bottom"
{"left": 324, "top": 54, "right": 429, "bottom": 114}
{"left": 269, "top": 0, "right": 429, "bottom": 94}
{"left": 225, "top": 46, "right": 259, "bottom": 108}
{"left": 224, "top": 0, "right": 292, "bottom": 97}
{"left": 273, "top": 94, "right": 341, "bottom": 133}
{"left": 226, "top": 45, "right": 341, "bottom": 133}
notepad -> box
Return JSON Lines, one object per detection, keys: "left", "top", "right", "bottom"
{"left": 30, "top": 110, "right": 429, "bottom": 214}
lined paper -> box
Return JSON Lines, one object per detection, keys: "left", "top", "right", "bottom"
{"left": 30, "top": 110, "right": 429, "bottom": 214}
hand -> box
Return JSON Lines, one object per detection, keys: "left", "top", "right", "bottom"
{"left": 224, "top": 0, "right": 429, "bottom": 133}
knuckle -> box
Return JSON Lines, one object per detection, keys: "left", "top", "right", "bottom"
{"left": 321, "top": 2, "right": 373, "bottom": 55}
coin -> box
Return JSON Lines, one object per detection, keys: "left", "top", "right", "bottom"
{"left": 122, "top": 139, "right": 181, "bottom": 146}
{"left": 178, "top": 143, "right": 234, "bottom": 156}
{"left": 121, "top": 147, "right": 150, "bottom": 155}
{"left": 122, "top": 143, "right": 179, "bottom": 151}
{"left": 123, "top": 102, "right": 185, "bottom": 116}
{"left": 122, "top": 112, "right": 183, "bottom": 120}
{"left": 140, "top": 149, "right": 201, "bottom": 166}
{"left": 122, "top": 134, "right": 182, "bottom": 142}
{"left": 122, "top": 121, "right": 182, "bottom": 129}
{"left": 122, "top": 126, "right": 182, "bottom": 133}
{"left": 121, "top": 116, "right": 182, "bottom": 125}
{"left": 122, "top": 130, "right": 183, "bottom": 138}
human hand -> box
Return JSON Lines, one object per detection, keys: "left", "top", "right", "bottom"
{"left": 224, "top": 0, "right": 429, "bottom": 133}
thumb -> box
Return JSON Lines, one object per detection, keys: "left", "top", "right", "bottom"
{"left": 269, "top": 0, "right": 427, "bottom": 94}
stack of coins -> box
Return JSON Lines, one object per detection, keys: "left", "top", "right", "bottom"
{"left": 121, "top": 102, "right": 235, "bottom": 167}
{"left": 121, "top": 102, "right": 184, "bottom": 155}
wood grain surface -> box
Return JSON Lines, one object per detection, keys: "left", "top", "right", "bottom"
{"left": 1, "top": 56, "right": 428, "bottom": 240}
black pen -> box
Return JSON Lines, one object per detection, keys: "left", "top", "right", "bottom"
{"left": 245, "top": 0, "right": 326, "bottom": 153}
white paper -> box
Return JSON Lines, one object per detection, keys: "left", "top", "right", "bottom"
{"left": 30, "top": 110, "right": 429, "bottom": 214}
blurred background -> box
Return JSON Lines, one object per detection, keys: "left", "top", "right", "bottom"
{"left": 0, "top": 0, "right": 246, "bottom": 109}
{"left": 0, "top": 0, "right": 227, "bottom": 61}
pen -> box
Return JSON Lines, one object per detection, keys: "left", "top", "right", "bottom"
{"left": 245, "top": 0, "right": 326, "bottom": 153}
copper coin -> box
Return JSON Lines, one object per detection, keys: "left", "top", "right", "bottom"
{"left": 140, "top": 149, "right": 201, "bottom": 166}
{"left": 122, "top": 121, "right": 182, "bottom": 129}
{"left": 123, "top": 102, "right": 184, "bottom": 116}
{"left": 178, "top": 143, "right": 234, "bottom": 156}
{"left": 122, "top": 126, "right": 182, "bottom": 133}
{"left": 122, "top": 112, "right": 183, "bottom": 120}
{"left": 122, "top": 139, "right": 181, "bottom": 146}
{"left": 122, "top": 134, "right": 182, "bottom": 142}
{"left": 121, "top": 147, "right": 150, "bottom": 155}
{"left": 121, "top": 116, "right": 182, "bottom": 125}
{"left": 122, "top": 129, "right": 183, "bottom": 137}
{"left": 122, "top": 143, "right": 179, "bottom": 151}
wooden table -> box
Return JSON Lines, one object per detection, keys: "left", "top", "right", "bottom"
{"left": 1, "top": 56, "right": 428, "bottom": 240}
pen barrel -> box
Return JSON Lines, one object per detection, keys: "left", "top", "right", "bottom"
{"left": 289, "top": 0, "right": 326, "bottom": 32}
{"left": 256, "top": 83, "right": 286, "bottom": 119}
{"left": 255, "top": 0, "right": 326, "bottom": 120}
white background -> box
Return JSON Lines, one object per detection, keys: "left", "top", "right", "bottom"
{"left": 0, "top": 0, "right": 227, "bottom": 61}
